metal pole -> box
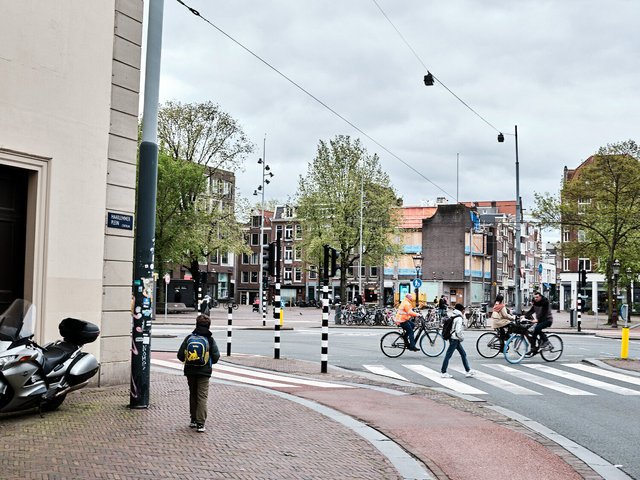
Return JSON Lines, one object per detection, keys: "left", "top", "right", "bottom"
{"left": 359, "top": 161, "right": 364, "bottom": 300}
{"left": 321, "top": 246, "right": 330, "bottom": 373}
{"left": 258, "top": 137, "right": 266, "bottom": 323}
{"left": 514, "top": 125, "right": 522, "bottom": 314}
{"left": 130, "top": 0, "right": 164, "bottom": 409}
{"left": 226, "top": 305, "right": 233, "bottom": 356}
{"left": 456, "top": 153, "right": 459, "bottom": 204}
{"left": 274, "top": 235, "right": 281, "bottom": 359}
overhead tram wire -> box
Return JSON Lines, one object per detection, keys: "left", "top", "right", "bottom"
{"left": 371, "top": 0, "right": 502, "bottom": 135}
{"left": 174, "top": 0, "right": 455, "bottom": 201}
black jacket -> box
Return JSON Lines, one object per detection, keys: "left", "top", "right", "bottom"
{"left": 525, "top": 296, "right": 553, "bottom": 324}
{"left": 177, "top": 325, "right": 220, "bottom": 376}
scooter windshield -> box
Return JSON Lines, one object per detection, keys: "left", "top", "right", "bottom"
{"left": 0, "top": 299, "right": 35, "bottom": 341}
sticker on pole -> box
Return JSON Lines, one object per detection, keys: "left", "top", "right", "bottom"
{"left": 280, "top": 300, "right": 285, "bottom": 309}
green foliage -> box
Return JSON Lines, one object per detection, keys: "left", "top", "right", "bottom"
{"left": 533, "top": 139, "right": 640, "bottom": 321}
{"left": 295, "top": 135, "right": 401, "bottom": 298}
{"left": 152, "top": 101, "right": 254, "bottom": 279}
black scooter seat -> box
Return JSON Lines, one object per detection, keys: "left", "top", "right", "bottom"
{"left": 42, "top": 341, "right": 77, "bottom": 374}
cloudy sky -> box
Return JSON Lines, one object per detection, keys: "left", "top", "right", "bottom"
{"left": 148, "top": 0, "right": 640, "bottom": 237}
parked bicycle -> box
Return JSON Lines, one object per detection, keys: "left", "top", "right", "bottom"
{"left": 476, "top": 317, "right": 563, "bottom": 364}
{"left": 380, "top": 312, "right": 446, "bottom": 358}
{"left": 465, "top": 306, "right": 487, "bottom": 328}
{"left": 224, "top": 300, "right": 239, "bottom": 310}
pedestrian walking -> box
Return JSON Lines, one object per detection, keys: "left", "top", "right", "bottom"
{"left": 438, "top": 295, "right": 448, "bottom": 318}
{"left": 177, "top": 314, "right": 220, "bottom": 432}
{"left": 440, "top": 303, "right": 476, "bottom": 378}
{"left": 199, "top": 295, "right": 211, "bottom": 316}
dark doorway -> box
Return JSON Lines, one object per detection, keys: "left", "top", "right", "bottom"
{"left": 0, "top": 165, "right": 28, "bottom": 312}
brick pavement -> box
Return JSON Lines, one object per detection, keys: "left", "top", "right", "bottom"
{"left": 0, "top": 371, "right": 400, "bottom": 480}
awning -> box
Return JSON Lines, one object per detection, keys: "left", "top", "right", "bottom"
{"left": 543, "top": 283, "right": 550, "bottom": 288}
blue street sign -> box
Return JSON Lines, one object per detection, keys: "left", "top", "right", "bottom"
{"left": 538, "top": 263, "right": 543, "bottom": 274}
{"left": 412, "top": 278, "right": 422, "bottom": 289}
{"left": 280, "top": 300, "right": 285, "bottom": 308}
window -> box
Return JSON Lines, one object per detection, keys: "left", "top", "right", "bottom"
{"left": 285, "top": 225, "right": 293, "bottom": 240}
{"left": 276, "top": 225, "right": 283, "bottom": 240}
{"left": 347, "top": 266, "right": 354, "bottom": 277}
{"left": 497, "top": 267, "right": 502, "bottom": 282}
{"left": 251, "top": 271, "right": 258, "bottom": 283}
{"left": 563, "top": 229, "right": 570, "bottom": 242}
{"left": 578, "top": 258, "right": 591, "bottom": 271}
{"left": 563, "top": 257, "right": 570, "bottom": 271}
{"left": 294, "top": 268, "right": 302, "bottom": 282}
{"left": 370, "top": 266, "right": 378, "bottom": 276}
{"left": 241, "top": 271, "right": 249, "bottom": 283}
{"left": 251, "top": 253, "right": 258, "bottom": 265}
{"left": 577, "top": 230, "right": 585, "bottom": 242}
{"left": 284, "top": 267, "right": 292, "bottom": 281}
{"left": 497, "top": 250, "right": 503, "bottom": 263}
{"left": 284, "top": 246, "right": 293, "bottom": 261}
{"left": 221, "top": 251, "right": 229, "bottom": 264}
{"left": 242, "top": 253, "right": 250, "bottom": 264}
{"left": 263, "top": 233, "right": 269, "bottom": 245}
{"left": 211, "top": 250, "right": 218, "bottom": 263}
{"left": 252, "top": 216, "right": 261, "bottom": 228}
{"left": 360, "top": 265, "right": 366, "bottom": 276}
{"left": 578, "top": 198, "right": 591, "bottom": 214}
{"left": 295, "top": 224, "right": 302, "bottom": 239}
{"left": 309, "top": 265, "right": 317, "bottom": 280}
{"left": 251, "top": 233, "right": 259, "bottom": 246}
{"left": 294, "top": 246, "right": 302, "bottom": 261}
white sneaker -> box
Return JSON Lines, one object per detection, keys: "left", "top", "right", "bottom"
{"left": 440, "top": 372, "right": 453, "bottom": 378}
{"left": 465, "top": 370, "right": 476, "bottom": 378}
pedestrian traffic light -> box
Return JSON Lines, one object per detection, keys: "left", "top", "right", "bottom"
{"left": 262, "top": 242, "right": 275, "bottom": 277}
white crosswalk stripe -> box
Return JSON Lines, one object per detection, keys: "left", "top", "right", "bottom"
{"left": 565, "top": 363, "right": 640, "bottom": 387}
{"left": 151, "top": 359, "right": 353, "bottom": 389}
{"left": 403, "top": 364, "right": 487, "bottom": 395}
{"left": 482, "top": 364, "right": 595, "bottom": 395}
{"left": 449, "top": 366, "right": 541, "bottom": 395}
{"left": 525, "top": 364, "right": 640, "bottom": 395}
{"left": 363, "top": 364, "right": 409, "bottom": 381}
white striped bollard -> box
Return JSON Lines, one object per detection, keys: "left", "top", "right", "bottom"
{"left": 577, "top": 296, "right": 582, "bottom": 332}
{"left": 274, "top": 282, "right": 281, "bottom": 359}
{"left": 226, "top": 305, "right": 232, "bottom": 356}
{"left": 262, "top": 289, "right": 267, "bottom": 327}
{"left": 321, "top": 284, "right": 329, "bottom": 373}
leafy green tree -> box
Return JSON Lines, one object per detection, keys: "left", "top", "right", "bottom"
{"left": 296, "top": 135, "right": 401, "bottom": 300}
{"left": 533, "top": 140, "right": 640, "bottom": 322}
{"left": 153, "top": 101, "right": 254, "bottom": 292}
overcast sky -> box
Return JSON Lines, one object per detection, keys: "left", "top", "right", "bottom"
{"left": 147, "top": 0, "right": 640, "bottom": 238}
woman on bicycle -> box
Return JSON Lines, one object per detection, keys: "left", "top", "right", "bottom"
{"left": 491, "top": 294, "right": 515, "bottom": 348}
{"left": 524, "top": 291, "right": 553, "bottom": 354}
{"left": 395, "top": 293, "right": 419, "bottom": 351}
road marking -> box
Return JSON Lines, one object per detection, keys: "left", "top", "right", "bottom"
{"left": 484, "top": 364, "right": 595, "bottom": 395}
{"left": 363, "top": 365, "right": 409, "bottom": 381}
{"left": 449, "top": 366, "right": 542, "bottom": 395}
{"left": 525, "top": 364, "right": 640, "bottom": 395}
{"left": 151, "top": 359, "right": 352, "bottom": 389}
{"left": 566, "top": 363, "right": 640, "bottom": 387}
{"left": 403, "top": 364, "right": 487, "bottom": 395}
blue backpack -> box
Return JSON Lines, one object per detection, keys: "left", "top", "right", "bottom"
{"left": 184, "top": 334, "right": 210, "bottom": 366}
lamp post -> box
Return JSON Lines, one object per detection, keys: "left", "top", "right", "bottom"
{"left": 254, "top": 154, "right": 274, "bottom": 324}
{"left": 498, "top": 125, "right": 522, "bottom": 313}
{"left": 612, "top": 259, "right": 620, "bottom": 328}
{"left": 412, "top": 253, "right": 423, "bottom": 308}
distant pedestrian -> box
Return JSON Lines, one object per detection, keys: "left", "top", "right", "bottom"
{"left": 433, "top": 296, "right": 439, "bottom": 307}
{"left": 438, "top": 295, "right": 448, "bottom": 318}
{"left": 177, "top": 314, "right": 220, "bottom": 433}
{"left": 440, "top": 303, "right": 475, "bottom": 378}
{"left": 199, "top": 295, "right": 211, "bottom": 316}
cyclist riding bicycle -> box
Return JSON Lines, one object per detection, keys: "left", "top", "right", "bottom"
{"left": 395, "top": 293, "right": 419, "bottom": 351}
{"left": 524, "top": 290, "right": 553, "bottom": 354}
{"left": 490, "top": 293, "right": 515, "bottom": 349}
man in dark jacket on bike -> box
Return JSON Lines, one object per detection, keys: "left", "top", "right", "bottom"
{"left": 524, "top": 291, "right": 553, "bottom": 353}
{"left": 177, "top": 314, "right": 220, "bottom": 433}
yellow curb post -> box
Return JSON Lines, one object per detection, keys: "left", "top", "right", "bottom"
{"left": 621, "top": 327, "right": 630, "bottom": 359}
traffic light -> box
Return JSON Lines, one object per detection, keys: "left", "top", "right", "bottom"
{"left": 323, "top": 245, "right": 340, "bottom": 278}
{"left": 579, "top": 269, "right": 587, "bottom": 289}
{"left": 262, "top": 242, "right": 275, "bottom": 277}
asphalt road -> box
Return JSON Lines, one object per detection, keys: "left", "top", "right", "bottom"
{"left": 153, "top": 325, "right": 640, "bottom": 479}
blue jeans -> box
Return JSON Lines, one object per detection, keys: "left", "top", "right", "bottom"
{"left": 399, "top": 320, "right": 416, "bottom": 348}
{"left": 441, "top": 339, "right": 470, "bottom": 373}
{"left": 533, "top": 320, "right": 552, "bottom": 346}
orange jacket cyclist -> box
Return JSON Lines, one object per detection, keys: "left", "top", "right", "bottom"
{"left": 395, "top": 293, "right": 420, "bottom": 351}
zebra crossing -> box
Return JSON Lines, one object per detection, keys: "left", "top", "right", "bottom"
{"left": 151, "top": 358, "right": 354, "bottom": 389}
{"left": 363, "top": 363, "right": 640, "bottom": 397}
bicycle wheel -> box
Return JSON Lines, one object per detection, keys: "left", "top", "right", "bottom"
{"left": 476, "top": 332, "right": 502, "bottom": 359}
{"left": 540, "top": 334, "right": 563, "bottom": 362}
{"left": 420, "top": 330, "right": 446, "bottom": 357}
{"left": 380, "top": 331, "right": 406, "bottom": 358}
{"left": 233, "top": 303, "right": 239, "bottom": 310}
{"left": 504, "top": 334, "right": 528, "bottom": 364}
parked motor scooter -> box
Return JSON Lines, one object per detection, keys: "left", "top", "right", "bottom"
{"left": 0, "top": 299, "right": 100, "bottom": 414}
